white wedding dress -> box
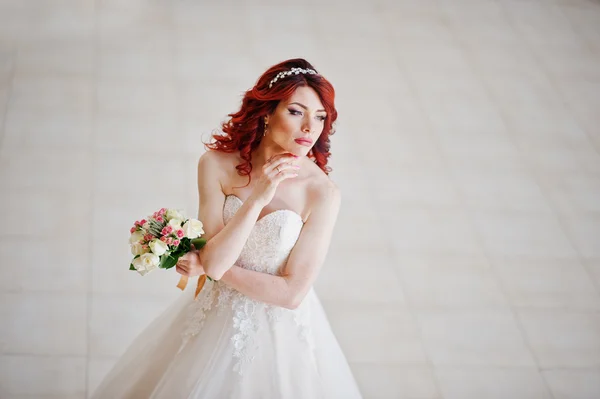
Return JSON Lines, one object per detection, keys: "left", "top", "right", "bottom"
{"left": 92, "top": 194, "right": 363, "bottom": 399}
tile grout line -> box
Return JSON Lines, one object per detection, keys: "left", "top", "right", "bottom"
{"left": 388, "top": 1, "right": 564, "bottom": 397}
{"left": 171, "top": 0, "right": 188, "bottom": 186}
{"left": 448, "top": 21, "right": 562, "bottom": 399}
{"left": 436, "top": 2, "right": 569, "bottom": 397}
{"left": 447, "top": 0, "right": 600, "bottom": 395}
{"left": 557, "top": 1, "right": 600, "bottom": 57}
{"left": 85, "top": 0, "right": 100, "bottom": 397}
{"left": 553, "top": 0, "right": 600, "bottom": 297}
{"left": 374, "top": 2, "right": 474, "bottom": 398}
{"left": 494, "top": 0, "right": 600, "bottom": 381}
{"left": 0, "top": 45, "right": 16, "bottom": 151}
{"left": 315, "top": 2, "right": 446, "bottom": 397}
{"left": 493, "top": 0, "right": 600, "bottom": 298}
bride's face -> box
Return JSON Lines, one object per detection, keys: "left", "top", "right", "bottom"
{"left": 265, "top": 86, "right": 327, "bottom": 155}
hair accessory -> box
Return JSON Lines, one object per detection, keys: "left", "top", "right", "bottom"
{"left": 268, "top": 67, "right": 318, "bottom": 89}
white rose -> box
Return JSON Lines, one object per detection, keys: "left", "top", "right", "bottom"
{"left": 168, "top": 218, "right": 183, "bottom": 229}
{"left": 132, "top": 253, "right": 159, "bottom": 276}
{"left": 183, "top": 219, "right": 204, "bottom": 238}
{"left": 149, "top": 238, "right": 168, "bottom": 256}
{"left": 166, "top": 209, "right": 184, "bottom": 221}
{"left": 130, "top": 243, "right": 148, "bottom": 256}
{"left": 129, "top": 230, "right": 144, "bottom": 244}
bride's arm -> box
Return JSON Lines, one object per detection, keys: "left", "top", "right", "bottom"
{"left": 195, "top": 151, "right": 263, "bottom": 280}
{"left": 220, "top": 183, "right": 341, "bottom": 309}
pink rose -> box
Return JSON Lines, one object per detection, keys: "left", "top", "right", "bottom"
{"left": 130, "top": 227, "right": 136, "bottom": 234}
{"left": 176, "top": 229, "right": 184, "bottom": 238}
{"left": 173, "top": 239, "right": 180, "bottom": 246}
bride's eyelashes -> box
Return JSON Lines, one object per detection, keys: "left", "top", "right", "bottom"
{"left": 287, "top": 108, "right": 327, "bottom": 121}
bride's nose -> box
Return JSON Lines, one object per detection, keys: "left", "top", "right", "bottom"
{"left": 301, "top": 121, "right": 314, "bottom": 134}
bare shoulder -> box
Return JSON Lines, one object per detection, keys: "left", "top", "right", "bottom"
{"left": 301, "top": 158, "right": 339, "bottom": 193}
{"left": 310, "top": 178, "right": 340, "bottom": 206}
{"left": 305, "top": 165, "right": 341, "bottom": 217}
{"left": 197, "top": 150, "right": 239, "bottom": 179}
{"left": 198, "top": 149, "right": 234, "bottom": 169}
{"left": 197, "top": 151, "right": 234, "bottom": 195}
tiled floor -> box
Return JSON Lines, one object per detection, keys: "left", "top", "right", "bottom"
{"left": 1, "top": 0, "right": 599, "bottom": 398}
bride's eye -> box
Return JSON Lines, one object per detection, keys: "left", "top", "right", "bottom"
{"left": 317, "top": 115, "right": 326, "bottom": 121}
{"left": 288, "top": 109, "right": 302, "bottom": 116}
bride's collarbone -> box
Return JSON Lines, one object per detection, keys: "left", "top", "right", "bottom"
{"left": 224, "top": 170, "right": 319, "bottom": 222}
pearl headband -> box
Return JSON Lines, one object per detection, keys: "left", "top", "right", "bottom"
{"left": 268, "top": 67, "right": 318, "bottom": 89}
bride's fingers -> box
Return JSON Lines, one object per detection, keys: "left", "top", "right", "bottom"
{"left": 177, "top": 262, "right": 189, "bottom": 271}
{"left": 176, "top": 265, "right": 189, "bottom": 276}
{"left": 275, "top": 161, "right": 300, "bottom": 173}
{"left": 268, "top": 162, "right": 300, "bottom": 180}
{"left": 264, "top": 154, "right": 298, "bottom": 175}
{"left": 273, "top": 168, "right": 300, "bottom": 184}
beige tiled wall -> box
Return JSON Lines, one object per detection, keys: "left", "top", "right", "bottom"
{"left": 1, "top": 0, "right": 599, "bottom": 398}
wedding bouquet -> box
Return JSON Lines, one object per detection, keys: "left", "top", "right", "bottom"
{"left": 128, "top": 207, "right": 209, "bottom": 298}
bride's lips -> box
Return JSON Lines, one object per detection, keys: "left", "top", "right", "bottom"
{"left": 294, "top": 138, "right": 313, "bottom": 147}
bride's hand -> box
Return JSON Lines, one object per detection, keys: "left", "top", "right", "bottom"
{"left": 248, "top": 153, "right": 300, "bottom": 208}
{"left": 176, "top": 246, "right": 204, "bottom": 277}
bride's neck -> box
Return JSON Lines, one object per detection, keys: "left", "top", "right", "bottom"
{"left": 250, "top": 139, "right": 290, "bottom": 170}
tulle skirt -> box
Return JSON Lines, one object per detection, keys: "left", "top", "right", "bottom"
{"left": 91, "top": 278, "right": 363, "bottom": 399}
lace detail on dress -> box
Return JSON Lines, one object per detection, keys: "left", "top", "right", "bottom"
{"left": 179, "top": 194, "right": 311, "bottom": 374}
{"left": 264, "top": 299, "right": 314, "bottom": 349}
{"left": 230, "top": 292, "right": 260, "bottom": 375}
{"left": 223, "top": 195, "right": 303, "bottom": 276}
{"left": 213, "top": 282, "right": 262, "bottom": 375}
{"left": 180, "top": 280, "right": 218, "bottom": 345}
{"left": 293, "top": 300, "right": 315, "bottom": 351}
{"left": 266, "top": 304, "right": 284, "bottom": 323}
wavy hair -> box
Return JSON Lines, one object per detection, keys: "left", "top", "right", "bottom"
{"left": 205, "top": 58, "right": 337, "bottom": 184}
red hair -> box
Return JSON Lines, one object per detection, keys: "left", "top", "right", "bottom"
{"left": 205, "top": 58, "right": 337, "bottom": 183}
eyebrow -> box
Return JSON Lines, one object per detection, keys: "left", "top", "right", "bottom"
{"left": 288, "top": 102, "right": 326, "bottom": 113}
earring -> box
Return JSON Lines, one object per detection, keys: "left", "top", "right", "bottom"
{"left": 263, "top": 121, "right": 268, "bottom": 137}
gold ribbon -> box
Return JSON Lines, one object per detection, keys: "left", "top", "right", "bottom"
{"left": 176, "top": 275, "right": 207, "bottom": 300}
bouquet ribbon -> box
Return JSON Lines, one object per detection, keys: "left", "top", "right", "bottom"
{"left": 176, "top": 275, "right": 207, "bottom": 300}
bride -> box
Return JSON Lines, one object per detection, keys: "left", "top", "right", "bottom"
{"left": 91, "top": 58, "right": 363, "bottom": 399}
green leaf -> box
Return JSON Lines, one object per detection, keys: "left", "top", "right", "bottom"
{"left": 129, "top": 255, "right": 140, "bottom": 271}
{"left": 191, "top": 237, "right": 207, "bottom": 249}
{"left": 179, "top": 239, "right": 191, "bottom": 253}
{"left": 159, "top": 254, "right": 178, "bottom": 270}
